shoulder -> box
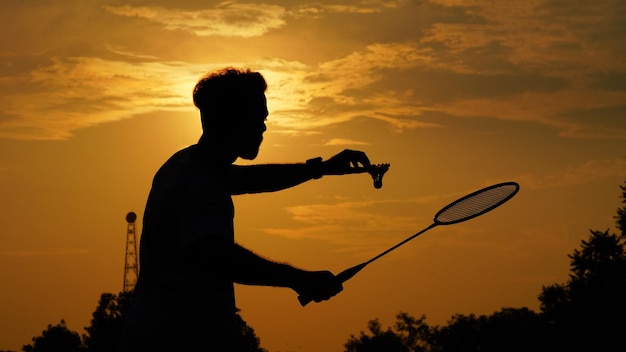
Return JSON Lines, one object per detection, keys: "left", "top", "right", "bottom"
{"left": 157, "top": 145, "right": 202, "bottom": 173}
{"left": 153, "top": 145, "right": 229, "bottom": 188}
{"left": 153, "top": 146, "right": 200, "bottom": 184}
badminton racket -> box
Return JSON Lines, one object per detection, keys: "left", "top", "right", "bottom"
{"left": 299, "top": 181, "right": 520, "bottom": 306}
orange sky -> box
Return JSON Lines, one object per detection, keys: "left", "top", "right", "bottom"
{"left": 1, "top": 1, "right": 625, "bottom": 351}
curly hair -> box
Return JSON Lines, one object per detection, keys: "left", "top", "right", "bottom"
{"left": 193, "top": 67, "right": 267, "bottom": 118}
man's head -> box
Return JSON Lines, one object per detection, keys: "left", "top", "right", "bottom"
{"left": 193, "top": 67, "right": 268, "bottom": 160}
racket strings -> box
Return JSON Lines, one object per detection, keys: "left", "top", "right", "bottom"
{"left": 436, "top": 184, "right": 518, "bottom": 224}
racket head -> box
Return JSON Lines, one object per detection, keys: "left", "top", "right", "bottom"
{"left": 434, "top": 181, "right": 519, "bottom": 225}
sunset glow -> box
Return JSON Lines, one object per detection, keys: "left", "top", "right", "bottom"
{"left": 1, "top": 1, "right": 625, "bottom": 351}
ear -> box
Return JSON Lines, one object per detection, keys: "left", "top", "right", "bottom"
{"left": 199, "top": 110, "right": 224, "bottom": 132}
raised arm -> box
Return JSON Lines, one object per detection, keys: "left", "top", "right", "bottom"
{"left": 228, "top": 149, "right": 371, "bottom": 194}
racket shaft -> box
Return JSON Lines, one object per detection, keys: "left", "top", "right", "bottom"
{"left": 337, "top": 262, "right": 367, "bottom": 282}
{"left": 365, "top": 223, "right": 437, "bottom": 265}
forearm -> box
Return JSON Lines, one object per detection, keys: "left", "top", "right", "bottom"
{"left": 186, "top": 237, "right": 303, "bottom": 288}
{"left": 228, "top": 157, "right": 323, "bottom": 195}
{"left": 228, "top": 243, "right": 305, "bottom": 289}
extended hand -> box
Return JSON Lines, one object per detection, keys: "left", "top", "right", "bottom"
{"left": 323, "top": 149, "right": 371, "bottom": 175}
{"left": 294, "top": 270, "right": 343, "bottom": 303}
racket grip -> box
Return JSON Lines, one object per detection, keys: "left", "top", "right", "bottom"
{"left": 297, "top": 262, "right": 367, "bottom": 307}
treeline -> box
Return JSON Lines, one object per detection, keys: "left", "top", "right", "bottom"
{"left": 16, "top": 181, "right": 626, "bottom": 352}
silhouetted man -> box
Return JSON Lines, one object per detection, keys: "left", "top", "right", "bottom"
{"left": 119, "top": 67, "right": 372, "bottom": 352}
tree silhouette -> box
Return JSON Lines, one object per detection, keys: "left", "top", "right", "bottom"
{"left": 538, "top": 181, "right": 626, "bottom": 351}
{"left": 22, "top": 320, "right": 83, "bottom": 352}
{"left": 429, "top": 313, "right": 483, "bottom": 352}
{"left": 345, "top": 313, "right": 432, "bottom": 352}
{"left": 233, "top": 308, "right": 268, "bottom": 352}
{"left": 346, "top": 308, "right": 550, "bottom": 352}
{"left": 474, "top": 307, "right": 548, "bottom": 352}
{"left": 345, "top": 318, "right": 410, "bottom": 352}
{"left": 421, "top": 307, "right": 548, "bottom": 352}
{"left": 615, "top": 181, "right": 626, "bottom": 234}
{"left": 82, "top": 292, "right": 132, "bottom": 352}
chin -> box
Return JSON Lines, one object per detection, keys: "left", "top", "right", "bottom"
{"left": 241, "top": 141, "right": 262, "bottom": 160}
{"left": 239, "top": 149, "right": 260, "bottom": 160}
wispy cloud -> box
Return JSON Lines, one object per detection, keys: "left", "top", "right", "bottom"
{"left": 436, "top": 90, "right": 626, "bottom": 140}
{"left": 0, "top": 57, "right": 201, "bottom": 140}
{"left": 292, "top": 0, "right": 404, "bottom": 17}
{"left": 263, "top": 43, "right": 443, "bottom": 132}
{"left": 103, "top": 3, "right": 287, "bottom": 37}
{"left": 260, "top": 195, "right": 456, "bottom": 257}
{"left": 514, "top": 158, "right": 626, "bottom": 190}
{"left": 322, "top": 138, "right": 370, "bottom": 146}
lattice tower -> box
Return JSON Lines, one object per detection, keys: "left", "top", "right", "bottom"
{"left": 123, "top": 211, "right": 139, "bottom": 292}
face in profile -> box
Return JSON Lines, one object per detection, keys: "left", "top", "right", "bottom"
{"left": 233, "top": 93, "right": 268, "bottom": 160}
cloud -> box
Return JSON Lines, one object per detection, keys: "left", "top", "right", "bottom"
{"left": 263, "top": 0, "right": 626, "bottom": 137}
{"left": 260, "top": 194, "right": 458, "bottom": 256}
{"left": 262, "top": 199, "right": 418, "bottom": 256}
{"left": 1, "top": 0, "right": 625, "bottom": 140}
{"left": 401, "top": 0, "right": 626, "bottom": 138}
{"left": 262, "top": 42, "right": 444, "bottom": 132}
{"left": 436, "top": 90, "right": 626, "bottom": 140}
{"left": 292, "top": 0, "right": 404, "bottom": 17}
{"left": 322, "top": 138, "right": 370, "bottom": 146}
{"left": 0, "top": 56, "right": 201, "bottom": 140}
{"left": 424, "top": 0, "right": 626, "bottom": 77}
{"left": 103, "top": 3, "right": 287, "bottom": 37}
{"left": 514, "top": 158, "right": 626, "bottom": 190}
{"left": 104, "top": 44, "right": 161, "bottom": 60}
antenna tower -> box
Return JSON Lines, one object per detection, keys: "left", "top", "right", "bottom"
{"left": 123, "top": 211, "right": 139, "bottom": 292}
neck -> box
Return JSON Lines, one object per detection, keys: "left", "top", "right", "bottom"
{"left": 197, "top": 134, "right": 237, "bottom": 165}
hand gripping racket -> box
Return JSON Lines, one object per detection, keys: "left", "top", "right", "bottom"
{"left": 299, "top": 181, "right": 520, "bottom": 306}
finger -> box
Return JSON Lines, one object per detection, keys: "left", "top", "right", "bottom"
{"left": 342, "top": 150, "right": 370, "bottom": 168}
{"left": 354, "top": 151, "right": 371, "bottom": 168}
{"left": 344, "top": 167, "right": 369, "bottom": 174}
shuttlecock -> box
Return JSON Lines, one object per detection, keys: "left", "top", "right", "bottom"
{"left": 368, "top": 163, "right": 390, "bottom": 189}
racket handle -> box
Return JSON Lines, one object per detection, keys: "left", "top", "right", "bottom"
{"left": 298, "top": 262, "right": 367, "bottom": 306}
